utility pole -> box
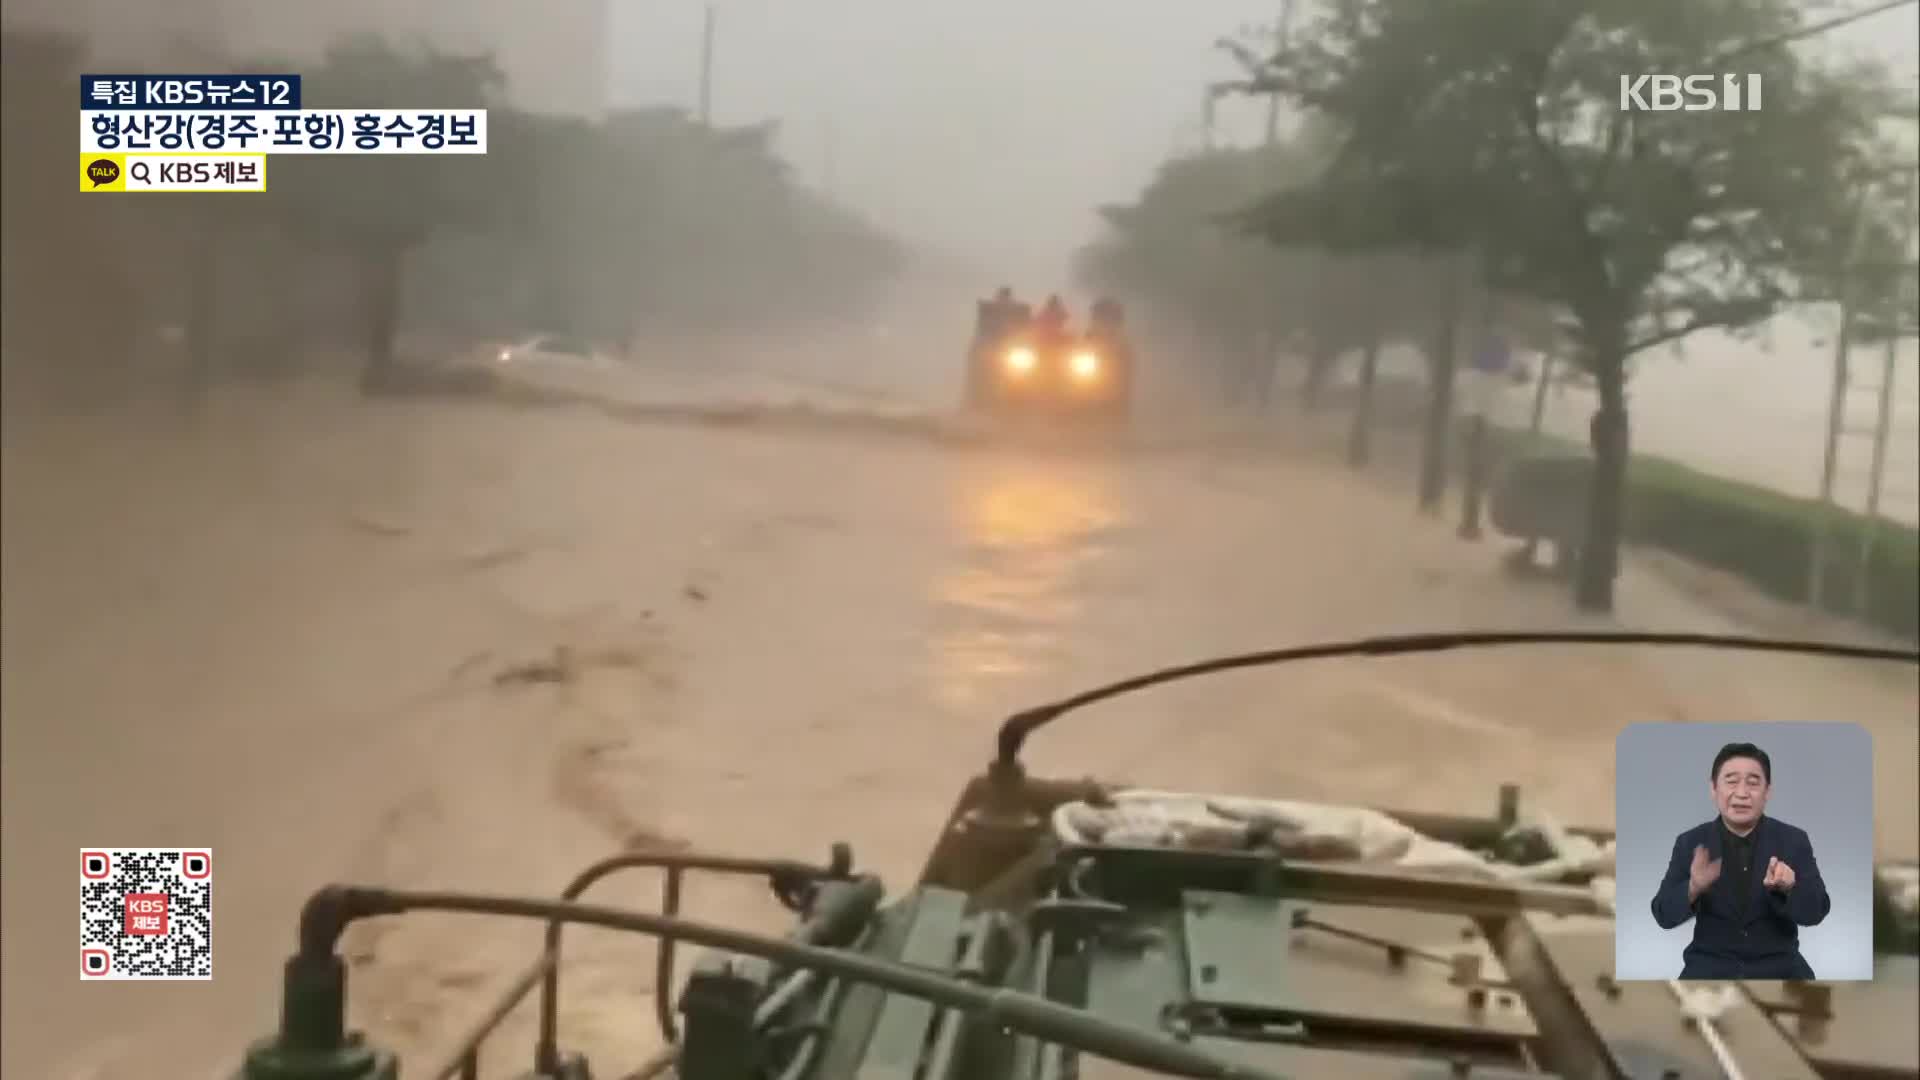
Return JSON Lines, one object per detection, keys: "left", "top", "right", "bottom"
{"left": 1808, "top": 189, "right": 1874, "bottom": 611}
{"left": 1528, "top": 352, "right": 1556, "bottom": 438}
{"left": 1459, "top": 245, "right": 1501, "bottom": 539}
{"left": 1851, "top": 165, "right": 1919, "bottom": 616}
{"left": 698, "top": 3, "right": 715, "bottom": 126}
{"left": 1418, "top": 250, "right": 1471, "bottom": 513}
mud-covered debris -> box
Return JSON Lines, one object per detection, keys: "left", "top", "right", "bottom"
{"left": 683, "top": 584, "right": 709, "bottom": 603}
{"left": 623, "top": 825, "right": 693, "bottom": 854}
{"left": 492, "top": 645, "right": 652, "bottom": 688}
{"left": 493, "top": 646, "right": 577, "bottom": 686}
{"left": 458, "top": 544, "right": 530, "bottom": 571}
{"left": 347, "top": 513, "right": 413, "bottom": 538}
{"left": 579, "top": 736, "right": 626, "bottom": 760}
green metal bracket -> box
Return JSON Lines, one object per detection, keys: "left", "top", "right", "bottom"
{"left": 236, "top": 955, "right": 397, "bottom": 1080}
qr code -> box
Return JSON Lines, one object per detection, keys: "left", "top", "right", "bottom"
{"left": 80, "top": 849, "right": 212, "bottom": 980}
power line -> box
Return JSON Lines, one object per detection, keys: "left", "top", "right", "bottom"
{"left": 1710, "top": 0, "right": 1920, "bottom": 64}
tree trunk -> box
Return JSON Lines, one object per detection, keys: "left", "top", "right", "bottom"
{"left": 1576, "top": 353, "right": 1630, "bottom": 612}
{"left": 1459, "top": 414, "right": 1488, "bottom": 539}
{"left": 1301, "top": 345, "right": 1338, "bottom": 412}
{"left": 358, "top": 244, "right": 402, "bottom": 395}
{"left": 1347, "top": 339, "right": 1379, "bottom": 467}
{"left": 1418, "top": 313, "right": 1458, "bottom": 512}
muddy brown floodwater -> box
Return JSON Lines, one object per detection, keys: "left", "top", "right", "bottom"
{"left": 3, "top": 375, "right": 1913, "bottom": 1080}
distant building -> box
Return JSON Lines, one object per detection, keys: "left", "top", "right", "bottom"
{"left": 4, "top": 0, "right": 610, "bottom": 117}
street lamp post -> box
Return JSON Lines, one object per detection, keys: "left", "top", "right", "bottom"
{"left": 698, "top": 4, "right": 715, "bottom": 126}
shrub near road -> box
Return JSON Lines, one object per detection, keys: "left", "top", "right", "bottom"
{"left": 1498, "top": 429, "right": 1918, "bottom": 642}
{"left": 1626, "top": 455, "right": 1918, "bottom": 642}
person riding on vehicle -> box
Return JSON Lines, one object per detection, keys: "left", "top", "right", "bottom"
{"left": 970, "top": 288, "right": 1028, "bottom": 405}
{"left": 976, "top": 287, "right": 1018, "bottom": 343}
{"left": 1033, "top": 294, "right": 1072, "bottom": 344}
{"left": 979, "top": 286, "right": 1035, "bottom": 343}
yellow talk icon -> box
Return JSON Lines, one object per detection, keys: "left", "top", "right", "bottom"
{"left": 81, "top": 154, "right": 126, "bottom": 192}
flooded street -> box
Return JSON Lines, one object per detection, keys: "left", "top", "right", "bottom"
{"left": 3, "top": 374, "right": 1914, "bottom": 1079}
{"left": 8, "top": 0, "right": 1915, "bottom": 1071}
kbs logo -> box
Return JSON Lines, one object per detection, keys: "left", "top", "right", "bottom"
{"left": 1619, "top": 74, "right": 1763, "bottom": 112}
{"left": 144, "top": 79, "right": 208, "bottom": 105}
{"left": 124, "top": 893, "right": 168, "bottom": 935}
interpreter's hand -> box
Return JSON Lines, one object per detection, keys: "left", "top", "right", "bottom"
{"left": 1763, "top": 856, "right": 1796, "bottom": 892}
{"left": 1689, "top": 845, "right": 1722, "bottom": 900}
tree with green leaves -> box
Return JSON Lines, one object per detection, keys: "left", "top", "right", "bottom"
{"left": 1072, "top": 129, "right": 1553, "bottom": 458}
{"left": 1239, "top": 0, "right": 1910, "bottom": 611}
{"left": 268, "top": 35, "right": 512, "bottom": 391}
{"left": 5, "top": 26, "right": 901, "bottom": 408}
{"left": 1075, "top": 143, "right": 1322, "bottom": 404}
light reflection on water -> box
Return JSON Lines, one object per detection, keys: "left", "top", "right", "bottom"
{"left": 929, "top": 463, "right": 1126, "bottom": 706}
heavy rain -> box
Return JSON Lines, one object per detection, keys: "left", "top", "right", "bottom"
{"left": 3, "top": 1, "right": 1916, "bottom": 1078}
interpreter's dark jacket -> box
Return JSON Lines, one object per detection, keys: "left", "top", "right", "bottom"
{"left": 1650, "top": 815, "right": 1831, "bottom": 979}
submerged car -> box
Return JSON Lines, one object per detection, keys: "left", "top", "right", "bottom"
{"left": 229, "top": 629, "right": 1919, "bottom": 1080}
{"left": 967, "top": 303, "right": 1134, "bottom": 421}
{"left": 493, "top": 333, "right": 620, "bottom": 371}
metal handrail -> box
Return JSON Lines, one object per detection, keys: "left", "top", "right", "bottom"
{"left": 428, "top": 846, "right": 852, "bottom": 1080}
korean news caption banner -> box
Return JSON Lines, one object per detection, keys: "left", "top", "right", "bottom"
{"left": 80, "top": 74, "right": 487, "bottom": 193}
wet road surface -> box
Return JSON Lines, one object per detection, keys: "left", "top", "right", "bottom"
{"left": 3, "top": 376, "right": 1913, "bottom": 1078}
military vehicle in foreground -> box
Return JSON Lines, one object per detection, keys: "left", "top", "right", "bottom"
{"left": 233, "top": 631, "right": 1918, "bottom": 1080}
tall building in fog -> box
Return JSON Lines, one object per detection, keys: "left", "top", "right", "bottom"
{"left": 3, "top": 0, "right": 610, "bottom": 117}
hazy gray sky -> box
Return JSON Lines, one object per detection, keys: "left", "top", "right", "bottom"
{"left": 607, "top": 0, "right": 1914, "bottom": 282}
{"left": 608, "top": 1, "right": 1298, "bottom": 281}
{"left": 12, "top": 0, "right": 1917, "bottom": 283}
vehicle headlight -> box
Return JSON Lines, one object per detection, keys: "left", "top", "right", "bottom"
{"left": 1069, "top": 350, "right": 1100, "bottom": 379}
{"left": 497, "top": 349, "right": 511, "bottom": 363}
{"left": 1004, "top": 347, "right": 1037, "bottom": 374}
